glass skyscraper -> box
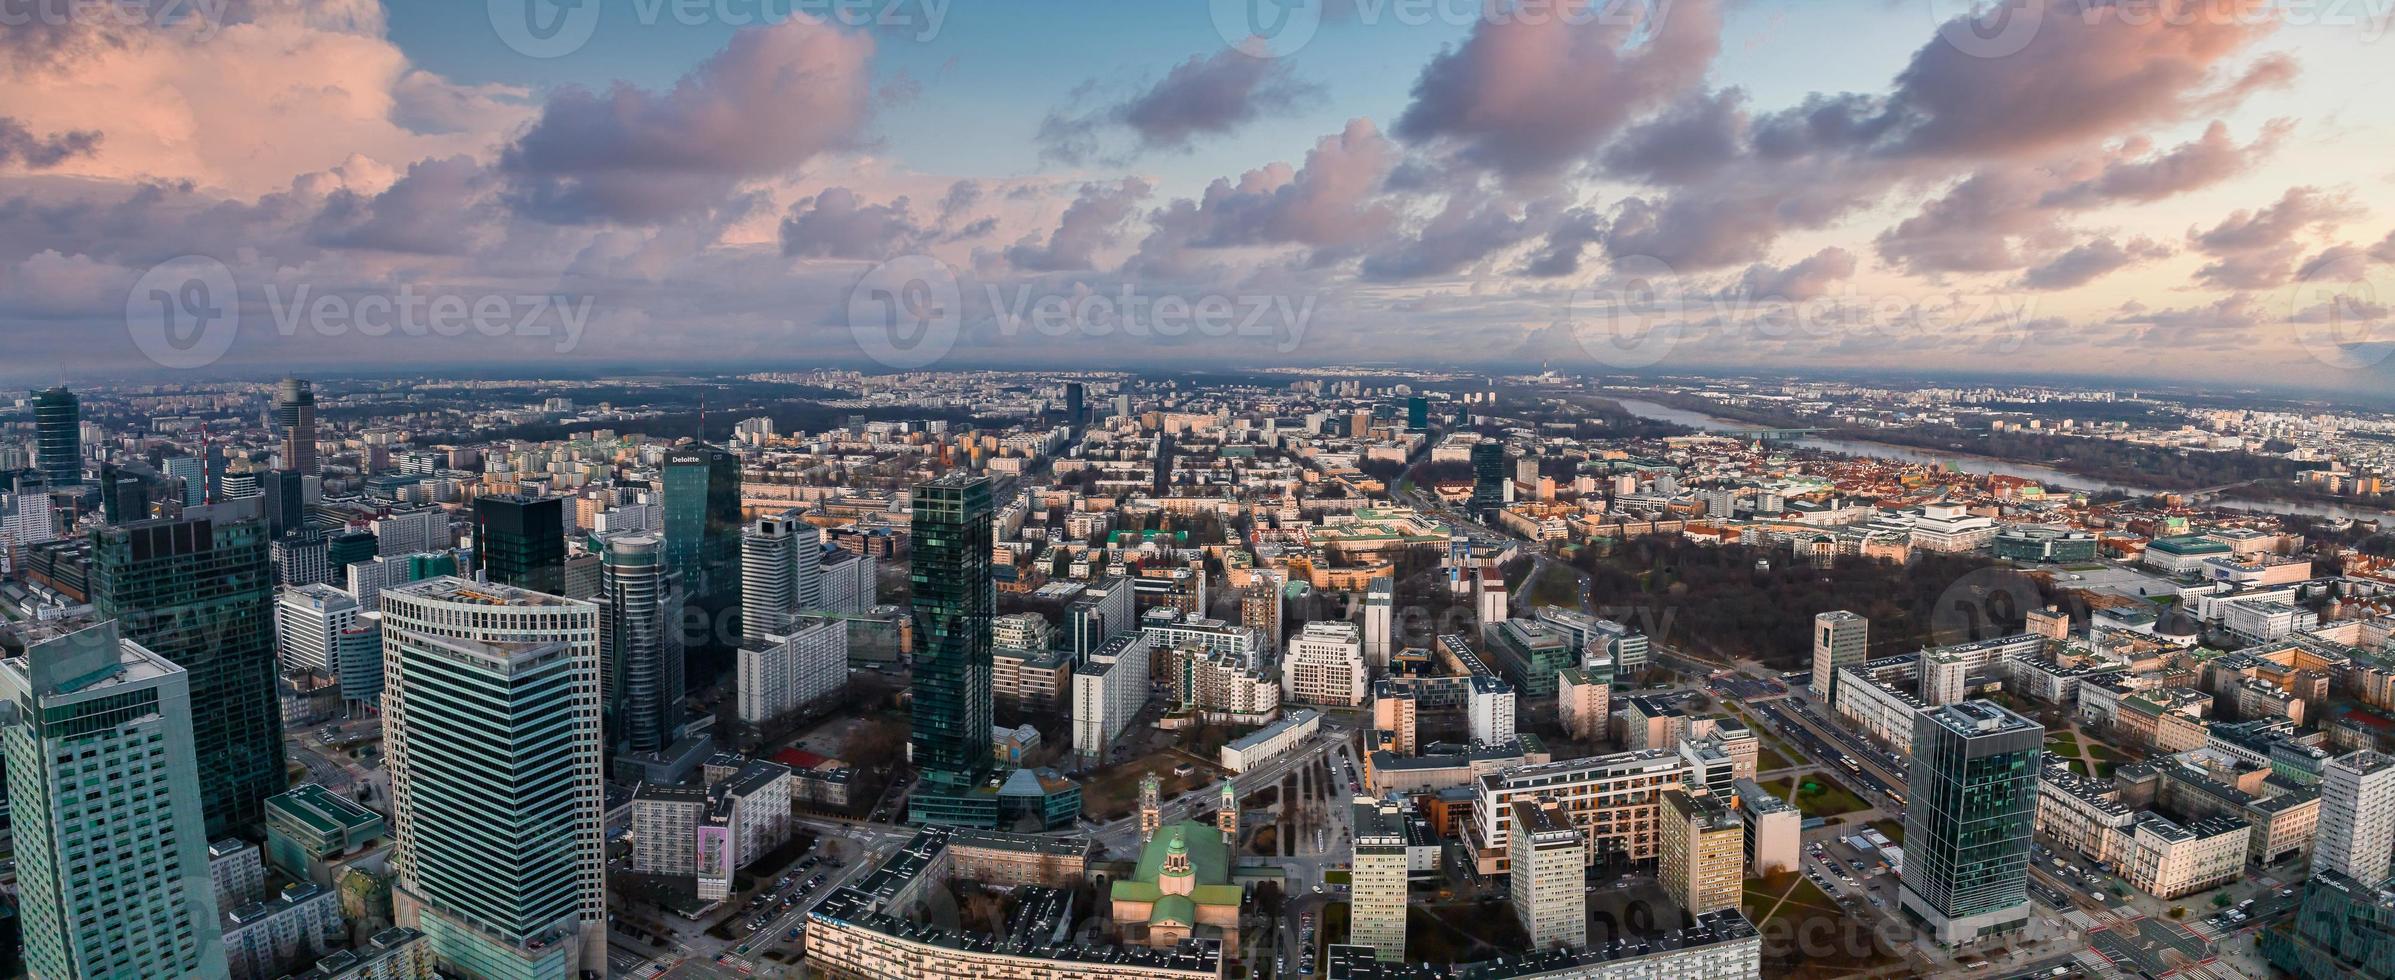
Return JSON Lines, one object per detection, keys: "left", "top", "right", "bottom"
{"left": 3, "top": 620, "right": 227, "bottom": 979}
{"left": 598, "top": 531, "right": 684, "bottom": 756}
{"left": 908, "top": 474, "right": 993, "bottom": 790}
{"left": 31, "top": 385, "right": 79, "bottom": 488}
{"left": 379, "top": 577, "right": 606, "bottom": 980}
{"left": 275, "top": 377, "right": 317, "bottom": 476}
{"left": 1898, "top": 700, "right": 2042, "bottom": 944}
{"left": 474, "top": 494, "right": 566, "bottom": 596}
{"left": 660, "top": 444, "right": 741, "bottom": 606}
{"left": 1470, "top": 440, "right": 1507, "bottom": 517}
{"left": 89, "top": 516, "right": 285, "bottom": 837}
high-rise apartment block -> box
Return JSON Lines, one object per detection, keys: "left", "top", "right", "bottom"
{"left": 1510, "top": 799, "right": 1586, "bottom": 952}
{"left": 1661, "top": 789, "right": 1745, "bottom": 915}
{"left": 2315, "top": 750, "right": 2395, "bottom": 887}
{"left": 1352, "top": 797, "right": 1411, "bottom": 962}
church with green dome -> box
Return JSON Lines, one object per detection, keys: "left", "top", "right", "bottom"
{"left": 1109, "top": 820, "right": 1245, "bottom": 955}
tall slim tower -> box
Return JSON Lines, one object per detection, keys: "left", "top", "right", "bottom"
{"left": 2314, "top": 750, "right": 2395, "bottom": 887}
{"left": 2, "top": 620, "right": 228, "bottom": 979}
{"left": 740, "top": 511, "right": 821, "bottom": 647}
{"left": 379, "top": 577, "right": 605, "bottom": 980}
{"left": 909, "top": 474, "right": 994, "bottom": 793}
{"left": 1138, "top": 773, "right": 1162, "bottom": 844}
{"left": 660, "top": 445, "right": 742, "bottom": 606}
{"left": 1469, "top": 441, "right": 1507, "bottom": 518}
{"left": 473, "top": 494, "right": 566, "bottom": 595}
{"left": 1362, "top": 576, "right": 1393, "bottom": 668}
{"left": 31, "top": 385, "right": 80, "bottom": 488}
{"left": 275, "top": 378, "right": 318, "bottom": 476}
{"left": 1899, "top": 700, "right": 2041, "bottom": 943}
{"left": 1352, "top": 797, "right": 1410, "bottom": 961}
{"left": 598, "top": 531, "right": 684, "bottom": 756}
{"left": 1812, "top": 611, "right": 1868, "bottom": 703}
{"left": 89, "top": 516, "right": 285, "bottom": 837}
{"left": 1510, "top": 798, "right": 1587, "bottom": 951}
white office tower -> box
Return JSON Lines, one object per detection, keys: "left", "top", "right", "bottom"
{"left": 372, "top": 506, "right": 449, "bottom": 556}
{"left": 740, "top": 512, "right": 821, "bottom": 646}
{"left": 380, "top": 577, "right": 606, "bottom": 980}
{"left": 1363, "top": 576, "right": 1393, "bottom": 668}
{"left": 1812, "top": 611, "right": 1868, "bottom": 702}
{"left": 1282, "top": 620, "right": 1368, "bottom": 708}
{"left": 2315, "top": 750, "right": 2395, "bottom": 886}
{"left": 737, "top": 618, "right": 848, "bottom": 726}
{"left": 1473, "top": 560, "right": 1509, "bottom": 633}
{"left": 3, "top": 620, "right": 228, "bottom": 979}
{"left": 1510, "top": 798, "right": 1587, "bottom": 952}
{"left": 276, "top": 583, "right": 357, "bottom": 673}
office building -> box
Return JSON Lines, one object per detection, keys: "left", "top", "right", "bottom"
{"left": 166, "top": 455, "right": 207, "bottom": 507}
{"left": 661, "top": 444, "right": 742, "bottom": 605}
{"left": 276, "top": 378, "right": 318, "bottom": 476}
{"left": 472, "top": 494, "right": 565, "bottom": 595}
{"left": 1406, "top": 395, "right": 1429, "bottom": 431}
{"left": 1510, "top": 798, "right": 1586, "bottom": 952}
{"left": 1812, "top": 611, "right": 1867, "bottom": 703}
{"left": 1470, "top": 441, "right": 1507, "bottom": 518}
{"left": 380, "top": 577, "right": 606, "bottom": 980}
{"left": 223, "top": 881, "right": 344, "bottom": 980}
{"left": 90, "top": 515, "right": 286, "bottom": 836}
{"left": 1898, "top": 700, "right": 2041, "bottom": 944}
{"left": 910, "top": 474, "right": 996, "bottom": 797}
{"left": 1351, "top": 797, "right": 1411, "bottom": 962}
{"left": 2, "top": 620, "right": 228, "bottom": 979}
{"left": 1731, "top": 778, "right": 1802, "bottom": 875}
{"left": 1063, "top": 381, "right": 1085, "bottom": 429}
{"left": 598, "top": 531, "right": 686, "bottom": 757}
{"left": 1362, "top": 576, "right": 1393, "bottom": 667}
{"left": 2315, "top": 750, "right": 2395, "bottom": 886}
{"left": 1661, "top": 789, "right": 1745, "bottom": 915}
{"left": 265, "top": 782, "right": 387, "bottom": 886}
{"left": 740, "top": 511, "right": 822, "bottom": 646}
{"left": 31, "top": 385, "right": 80, "bottom": 487}
{"left": 736, "top": 617, "right": 848, "bottom": 726}
{"left": 1283, "top": 620, "right": 1368, "bottom": 708}
{"left": 277, "top": 582, "right": 357, "bottom": 674}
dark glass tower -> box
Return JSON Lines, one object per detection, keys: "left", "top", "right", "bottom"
{"left": 475, "top": 494, "right": 566, "bottom": 595}
{"left": 275, "top": 377, "right": 318, "bottom": 476}
{"left": 31, "top": 386, "right": 79, "bottom": 488}
{"left": 1898, "top": 700, "right": 2041, "bottom": 944}
{"left": 908, "top": 474, "right": 993, "bottom": 790}
{"left": 1407, "top": 395, "right": 1429, "bottom": 431}
{"left": 1064, "top": 382, "right": 1085, "bottom": 430}
{"left": 1470, "top": 440, "right": 1508, "bottom": 517}
{"left": 598, "top": 531, "right": 682, "bottom": 755}
{"left": 660, "top": 445, "right": 741, "bottom": 606}
{"left": 327, "top": 529, "right": 379, "bottom": 571}
{"left": 261, "top": 468, "right": 308, "bottom": 537}
{"left": 99, "top": 464, "right": 148, "bottom": 525}
{"left": 89, "top": 516, "right": 285, "bottom": 837}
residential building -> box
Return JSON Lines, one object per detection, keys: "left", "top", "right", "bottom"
{"left": 1660, "top": 789, "right": 1744, "bottom": 916}
{"left": 2315, "top": 750, "right": 2395, "bottom": 886}
{"left": 1351, "top": 797, "right": 1411, "bottom": 962}
{"left": 736, "top": 617, "right": 848, "bottom": 726}
{"left": 1073, "top": 633, "right": 1153, "bottom": 761}
{"left": 1510, "top": 799, "right": 1586, "bottom": 952}
{"left": 1283, "top": 620, "right": 1367, "bottom": 708}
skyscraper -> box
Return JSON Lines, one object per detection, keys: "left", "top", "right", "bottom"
{"left": 31, "top": 385, "right": 80, "bottom": 488}
{"left": 1469, "top": 440, "right": 1507, "bottom": 517}
{"left": 660, "top": 444, "right": 741, "bottom": 606}
{"left": 379, "top": 577, "right": 605, "bottom": 980}
{"left": 275, "top": 377, "right": 318, "bottom": 476}
{"left": 99, "top": 463, "right": 147, "bottom": 524}
{"left": 90, "top": 516, "right": 285, "bottom": 837}
{"left": 598, "top": 531, "right": 685, "bottom": 757}
{"left": 1351, "top": 797, "right": 1410, "bottom": 962}
{"left": 1812, "top": 610, "right": 1868, "bottom": 703}
{"left": 908, "top": 474, "right": 993, "bottom": 793}
{"left": 3, "top": 620, "right": 228, "bottom": 979}
{"left": 1510, "top": 798, "right": 1586, "bottom": 951}
{"left": 1661, "top": 789, "right": 1745, "bottom": 916}
{"left": 164, "top": 455, "right": 206, "bottom": 507}
{"left": 1406, "top": 395, "right": 1429, "bottom": 431}
{"left": 2315, "top": 750, "right": 2395, "bottom": 887}
{"left": 474, "top": 494, "right": 566, "bottom": 595}
{"left": 1899, "top": 700, "right": 2041, "bottom": 943}
{"left": 1063, "top": 381, "right": 1085, "bottom": 430}
{"left": 740, "top": 511, "right": 821, "bottom": 647}
{"left": 261, "top": 468, "right": 308, "bottom": 537}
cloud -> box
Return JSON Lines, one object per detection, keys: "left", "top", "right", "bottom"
{"left": 1738, "top": 246, "right": 1858, "bottom": 300}
{"left": 500, "top": 17, "right": 876, "bottom": 224}
{"left": 1039, "top": 46, "right": 1318, "bottom": 163}
{"left": 0, "top": 116, "right": 100, "bottom": 169}
{"left": 778, "top": 188, "right": 933, "bottom": 259}
{"left": 2183, "top": 186, "right": 2359, "bottom": 288}
{"left": 1600, "top": 88, "right": 1746, "bottom": 185}
{"left": 1394, "top": 0, "right": 1721, "bottom": 180}
{"left": 309, "top": 155, "right": 496, "bottom": 255}
{"left": 1520, "top": 206, "right": 1606, "bottom": 278}
{"left": 1130, "top": 118, "right": 1398, "bottom": 274}
{"left": 1002, "top": 179, "right": 1151, "bottom": 271}
{"left": 1359, "top": 190, "right": 1557, "bottom": 282}
{"left": 2015, "top": 236, "right": 2170, "bottom": 290}
{"left": 2038, "top": 119, "right": 2287, "bottom": 208}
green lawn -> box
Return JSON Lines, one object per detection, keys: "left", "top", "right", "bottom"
{"left": 1759, "top": 774, "right": 1871, "bottom": 819}
{"left": 2087, "top": 743, "right": 2122, "bottom": 762}
{"left": 1756, "top": 744, "right": 1799, "bottom": 773}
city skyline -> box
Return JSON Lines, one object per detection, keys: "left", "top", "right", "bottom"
{"left": 0, "top": 2, "right": 2392, "bottom": 387}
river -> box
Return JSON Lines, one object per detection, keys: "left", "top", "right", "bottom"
{"left": 1611, "top": 397, "right": 2390, "bottom": 524}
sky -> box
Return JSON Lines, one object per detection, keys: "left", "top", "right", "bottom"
{"left": 2, "top": 0, "right": 2393, "bottom": 390}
